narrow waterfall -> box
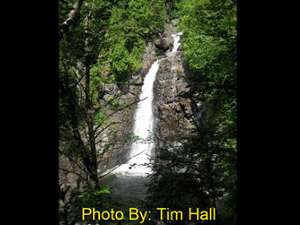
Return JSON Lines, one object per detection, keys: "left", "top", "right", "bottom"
{"left": 114, "top": 60, "right": 160, "bottom": 176}
{"left": 113, "top": 32, "right": 182, "bottom": 176}
{"left": 171, "top": 32, "right": 183, "bottom": 53}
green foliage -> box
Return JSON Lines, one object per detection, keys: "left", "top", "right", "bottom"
{"left": 94, "top": 111, "right": 106, "bottom": 125}
{"left": 59, "top": 1, "right": 168, "bottom": 224}
{"left": 77, "top": 186, "right": 111, "bottom": 207}
{"left": 59, "top": 1, "right": 237, "bottom": 224}
{"left": 180, "top": 0, "right": 237, "bottom": 223}
{"left": 62, "top": 185, "right": 112, "bottom": 224}
{"left": 59, "top": 0, "right": 168, "bottom": 156}
{"left": 177, "top": 0, "right": 237, "bottom": 155}
{"left": 148, "top": 1, "right": 237, "bottom": 225}
{"left": 95, "top": 186, "right": 111, "bottom": 195}
{"left": 98, "top": 0, "right": 167, "bottom": 81}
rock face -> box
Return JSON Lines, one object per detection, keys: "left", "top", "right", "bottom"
{"left": 99, "top": 28, "right": 192, "bottom": 209}
{"left": 153, "top": 44, "right": 194, "bottom": 160}
{"left": 99, "top": 24, "right": 188, "bottom": 174}
{"left": 97, "top": 43, "right": 158, "bottom": 173}
{"left": 59, "top": 42, "right": 159, "bottom": 193}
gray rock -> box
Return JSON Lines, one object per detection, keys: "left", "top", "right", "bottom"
{"left": 154, "top": 36, "right": 174, "bottom": 51}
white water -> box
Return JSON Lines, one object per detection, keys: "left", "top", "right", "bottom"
{"left": 113, "top": 32, "right": 183, "bottom": 176}
{"left": 171, "top": 32, "right": 183, "bottom": 53}
{"left": 113, "top": 60, "right": 159, "bottom": 176}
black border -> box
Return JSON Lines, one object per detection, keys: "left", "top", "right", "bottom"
{"left": 2, "top": 1, "right": 58, "bottom": 224}
{"left": 2, "top": 0, "right": 295, "bottom": 224}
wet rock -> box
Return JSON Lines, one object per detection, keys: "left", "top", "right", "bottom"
{"left": 140, "top": 43, "right": 157, "bottom": 76}
{"left": 97, "top": 40, "right": 158, "bottom": 173}
{"left": 153, "top": 47, "right": 194, "bottom": 161}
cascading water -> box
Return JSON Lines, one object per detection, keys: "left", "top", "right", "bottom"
{"left": 113, "top": 60, "right": 160, "bottom": 176}
{"left": 171, "top": 32, "right": 183, "bottom": 53}
{"left": 113, "top": 32, "right": 183, "bottom": 177}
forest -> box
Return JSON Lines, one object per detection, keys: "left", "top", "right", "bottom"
{"left": 59, "top": 0, "right": 237, "bottom": 225}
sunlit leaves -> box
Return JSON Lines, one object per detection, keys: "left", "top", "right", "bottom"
{"left": 102, "top": 0, "right": 166, "bottom": 81}
{"left": 95, "top": 186, "right": 111, "bottom": 195}
{"left": 94, "top": 111, "right": 106, "bottom": 125}
{"left": 174, "top": 1, "right": 237, "bottom": 223}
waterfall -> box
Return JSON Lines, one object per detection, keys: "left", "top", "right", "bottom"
{"left": 113, "top": 60, "right": 159, "bottom": 176}
{"left": 113, "top": 32, "right": 182, "bottom": 176}
{"left": 171, "top": 32, "right": 183, "bottom": 53}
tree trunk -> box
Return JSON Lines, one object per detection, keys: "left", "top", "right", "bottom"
{"left": 59, "top": 0, "right": 85, "bottom": 40}
{"left": 84, "top": 62, "right": 100, "bottom": 189}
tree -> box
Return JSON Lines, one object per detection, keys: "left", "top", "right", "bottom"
{"left": 59, "top": 1, "right": 168, "bottom": 224}
{"left": 178, "top": 0, "right": 237, "bottom": 223}
{"left": 147, "top": 1, "right": 237, "bottom": 224}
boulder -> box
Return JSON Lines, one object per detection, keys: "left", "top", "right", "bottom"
{"left": 154, "top": 37, "right": 173, "bottom": 51}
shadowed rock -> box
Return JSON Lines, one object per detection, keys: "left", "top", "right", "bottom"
{"left": 154, "top": 35, "right": 174, "bottom": 51}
